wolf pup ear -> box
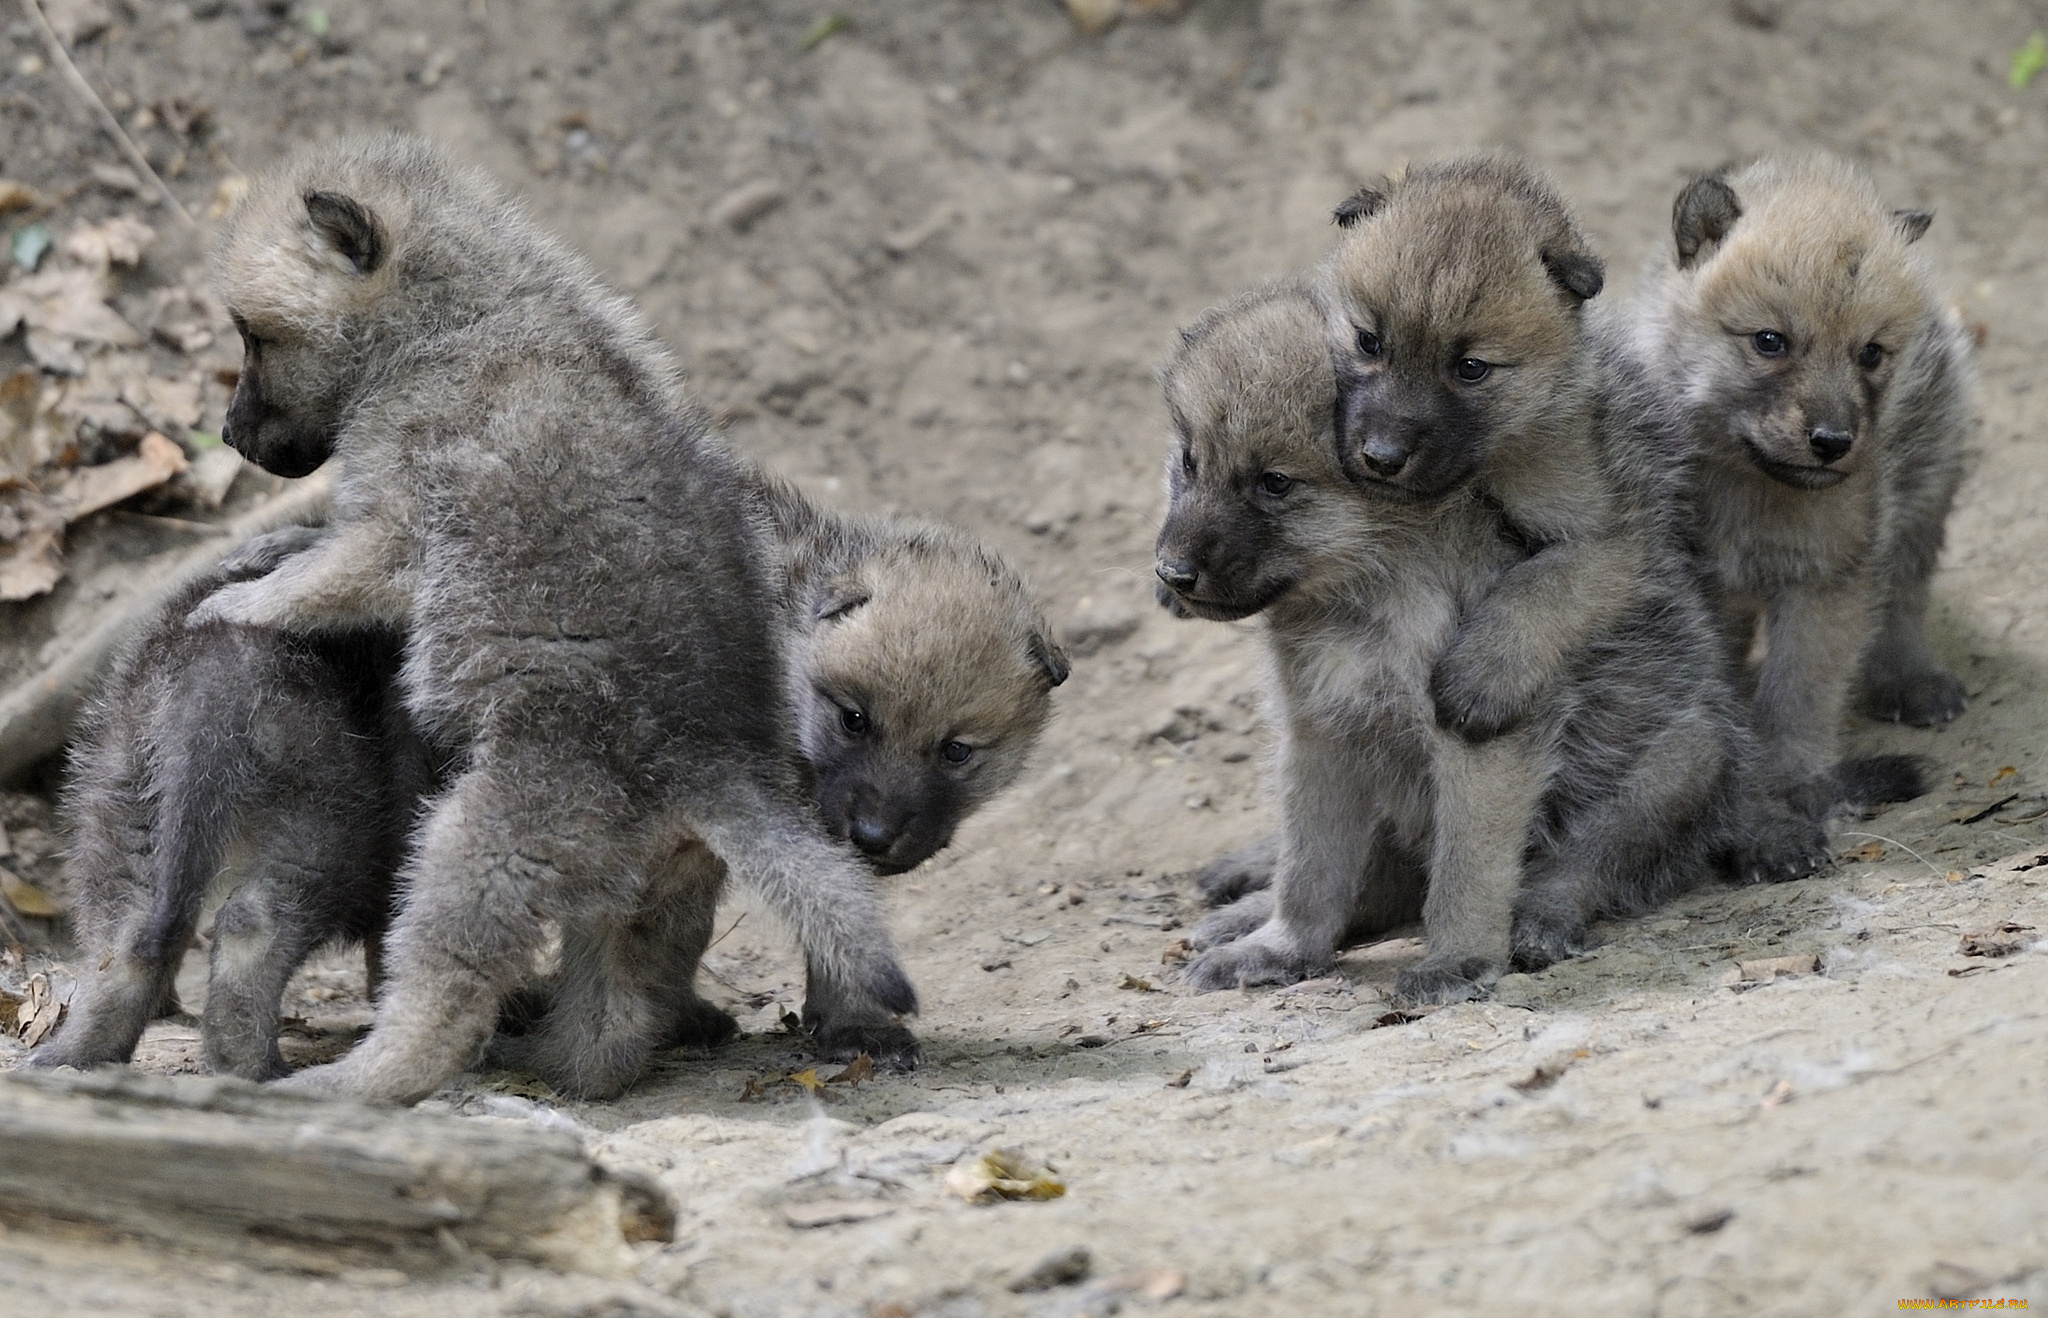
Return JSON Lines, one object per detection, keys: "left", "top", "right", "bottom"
{"left": 1541, "top": 247, "right": 1605, "bottom": 302}
{"left": 814, "top": 577, "right": 872, "bottom": 623}
{"left": 1672, "top": 175, "right": 1742, "bottom": 269}
{"left": 304, "top": 191, "right": 387, "bottom": 275}
{"left": 1028, "top": 632, "right": 1071, "bottom": 688}
{"left": 1893, "top": 209, "right": 1934, "bottom": 244}
{"left": 1332, "top": 186, "right": 1388, "bottom": 228}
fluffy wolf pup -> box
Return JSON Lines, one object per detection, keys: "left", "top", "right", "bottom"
{"left": 1629, "top": 154, "right": 1973, "bottom": 815}
{"left": 503, "top": 475, "right": 1070, "bottom": 1096}
{"left": 187, "top": 135, "right": 914, "bottom": 1104}
{"left": 1156, "top": 266, "right": 1766, "bottom": 1001}
{"left": 27, "top": 530, "right": 444, "bottom": 1082}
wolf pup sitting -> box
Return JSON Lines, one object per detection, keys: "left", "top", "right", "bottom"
{"left": 187, "top": 135, "right": 915, "bottom": 1104}
{"left": 1157, "top": 240, "right": 1765, "bottom": 1001}
{"left": 1629, "top": 154, "right": 1972, "bottom": 815}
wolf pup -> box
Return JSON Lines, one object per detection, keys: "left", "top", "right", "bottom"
{"left": 505, "top": 476, "right": 1069, "bottom": 1096}
{"left": 26, "top": 532, "right": 444, "bottom": 1082}
{"left": 1630, "top": 154, "right": 1972, "bottom": 813}
{"left": 186, "top": 135, "right": 914, "bottom": 1104}
{"left": 1158, "top": 267, "right": 1761, "bottom": 1001}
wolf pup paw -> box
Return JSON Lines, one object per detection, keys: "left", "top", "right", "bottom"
{"left": 1190, "top": 890, "right": 1275, "bottom": 949}
{"left": 1429, "top": 651, "right": 1532, "bottom": 743}
{"left": 1193, "top": 836, "right": 1279, "bottom": 905}
{"left": 1861, "top": 669, "right": 1968, "bottom": 727}
{"left": 1184, "top": 928, "right": 1326, "bottom": 992}
{"left": 1394, "top": 955, "right": 1499, "bottom": 1005}
{"left": 810, "top": 1017, "right": 920, "bottom": 1072}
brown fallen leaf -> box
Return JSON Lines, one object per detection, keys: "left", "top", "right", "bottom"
{"left": 1117, "top": 973, "right": 1158, "bottom": 992}
{"left": 1063, "top": 0, "right": 1120, "bottom": 35}
{"left": 944, "top": 1149, "right": 1066, "bottom": 1204}
{"left": 1991, "top": 766, "right": 2020, "bottom": 786}
{"left": 53, "top": 432, "right": 190, "bottom": 520}
{"left": 473, "top": 1069, "right": 560, "bottom": 1101}
{"left": 0, "top": 987, "right": 21, "bottom": 1032}
{"left": 827, "top": 1053, "right": 875, "bottom": 1087}
{"left": 0, "top": 866, "right": 64, "bottom": 918}
{"left": 0, "top": 180, "right": 41, "bottom": 213}
{"left": 17, "top": 971, "right": 64, "bottom": 1046}
{"left": 1371, "top": 1005, "right": 1441, "bottom": 1028}
{"left": 1959, "top": 922, "right": 2036, "bottom": 959}
{"left": 59, "top": 217, "right": 155, "bottom": 274}
{"left": 789, "top": 1067, "right": 825, "bottom": 1096}
{"left": 1164, "top": 1068, "right": 1193, "bottom": 1088}
{"left": 1160, "top": 937, "right": 1192, "bottom": 965}
{"left": 1969, "top": 847, "right": 2048, "bottom": 883}
{"left": 1510, "top": 1054, "right": 1584, "bottom": 1093}
{"left": 1842, "top": 841, "right": 1886, "bottom": 863}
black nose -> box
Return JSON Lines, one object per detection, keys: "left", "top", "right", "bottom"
{"left": 849, "top": 816, "right": 898, "bottom": 856}
{"left": 1808, "top": 426, "right": 1853, "bottom": 464}
{"left": 1155, "top": 558, "right": 1199, "bottom": 592}
{"left": 1357, "top": 441, "right": 1409, "bottom": 479}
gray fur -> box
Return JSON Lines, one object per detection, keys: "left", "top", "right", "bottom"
{"left": 26, "top": 551, "right": 441, "bottom": 1081}
{"left": 191, "top": 136, "right": 913, "bottom": 1104}
{"left": 1631, "top": 154, "right": 1974, "bottom": 817}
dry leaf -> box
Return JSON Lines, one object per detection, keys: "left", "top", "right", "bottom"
{"left": 0, "top": 180, "right": 41, "bottom": 214}
{"left": 1371, "top": 1005, "right": 1441, "bottom": 1028}
{"left": 17, "top": 971, "right": 64, "bottom": 1046}
{"left": 1160, "top": 938, "right": 1192, "bottom": 965}
{"left": 60, "top": 217, "right": 156, "bottom": 274}
{"left": 0, "top": 866, "right": 64, "bottom": 918}
{"left": 1842, "top": 841, "right": 1886, "bottom": 862}
{"left": 1960, "top": 922, "right": 2036, "bottom": 959}
{"left": 2, "top": 267, "right": 144, "bottom": 350}
{"left": 1063, "top": 0, "right": 1120, "bottom": 35}
{"left": 53, "top": 432, "right": 189, "bottom": 520}
{"left": 0, "top": 987, "right": 21, "bottom": 1032}
{"left": 1165, "top": 1068, "right": 1192, "bottom": 1088}
{"left": 789, "top": 1067, "right": 825, "bottom": 1096}
{"left": 943, "top": 1149, "right": 1066, "bottom": 1204}
{"left": 1117, "top": 973, "right": 1158, "bottom": 992}
{"left": 1991, "top": 766, "right": 2020, "bottom": 786}
{"left": 0, "top": 497, "right": 66, "bottom": 600}
{"left": 827, "top": 1053, "right": 875, "bottom": 1087}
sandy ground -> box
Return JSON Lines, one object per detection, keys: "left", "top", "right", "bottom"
{"left": 4, "top": 0, "right": 2048, "bottom": 1313}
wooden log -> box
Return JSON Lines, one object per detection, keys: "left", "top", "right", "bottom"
{"left": 0, "top": 1068, "right": 673, "bottom": 1276}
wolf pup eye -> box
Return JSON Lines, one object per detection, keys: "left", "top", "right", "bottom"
{"left": 941, "top": 739, "right": 973, "bottom": 764}
{"left": 840, "top": 708, "right": 869, "bottom": 736}
{"left": 1453, "top": 358, "right": 1491, "bottom": 383}
{"left": 1258, "top": 471, "right": 1295, "bottom": 497}
{"left": 1355, "top": 327, "right": 1382, "bottom": 357}
{"left": 1858, "top": 342, "right": 1886, "bottom": 369}
{"left": 1752, "top": 330, "right": 1789, "bottom": 357}
{"left": 1179, "top": 446, "right": 1196, "bottom": 477}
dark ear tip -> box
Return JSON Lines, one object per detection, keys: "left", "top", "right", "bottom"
{"left": 1332, "top": 186, "right": 1387, "bottom": 229}
{"left": 1029, "top": 632, "right": 1072, "bottom": 688}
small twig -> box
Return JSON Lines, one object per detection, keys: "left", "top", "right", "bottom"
{"left": 1837, "top": 830, "right": 1945, "bottom": 880}
{"left": 704, "top": 910, "right": 747, "bottom": 953}
{"left": 20, "top": 0, "right": 194, "bottom": 228}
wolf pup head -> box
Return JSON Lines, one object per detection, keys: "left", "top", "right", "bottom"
{"left": 794, "top": 531, "right": 1066, "bottom": 875}
{"left": 1656, "top": 155, "right": 1938, "bottom": 490}
{"left": 1320, "top": 154, "right": 1605, "bottom": 502}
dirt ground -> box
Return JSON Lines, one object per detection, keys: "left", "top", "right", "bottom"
{"left": 4, "top": 0, "right": 2048, "bottom": 1313}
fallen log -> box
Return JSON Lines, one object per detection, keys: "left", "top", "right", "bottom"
{"left": 0, "top": 1068, "right": 673, "bottom": 1276}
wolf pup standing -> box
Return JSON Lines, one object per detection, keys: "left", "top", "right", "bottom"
{"left": 1629, "top": 154, "right": 1973, "bottom": 817}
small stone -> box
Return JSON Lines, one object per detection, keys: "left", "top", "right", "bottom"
{"left": 710, "top": 179, "right": 786, "bottom": 231}
{"left": 1007, "top": 1244, "right": 1092, "bottom": 1292}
